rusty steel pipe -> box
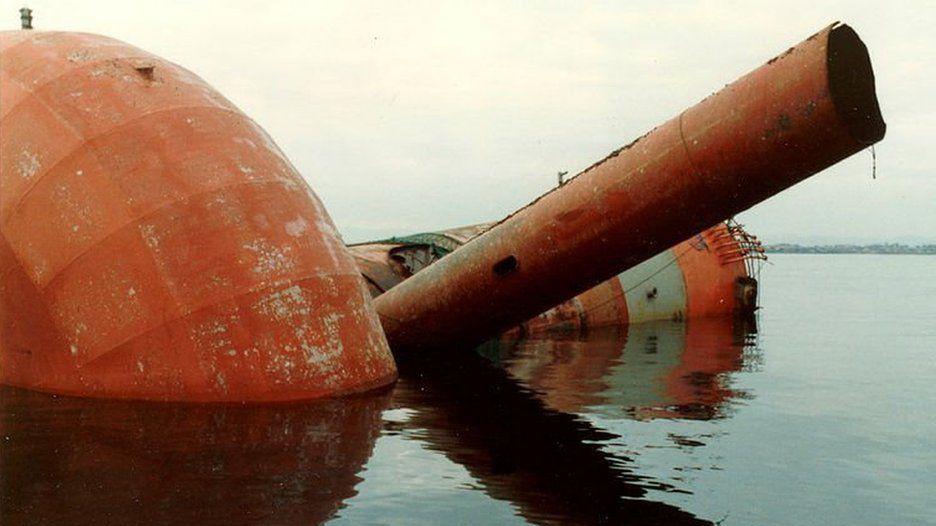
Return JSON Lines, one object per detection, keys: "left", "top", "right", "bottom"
{"left": 375, "top": 23, "right": 885, "bottom": 353}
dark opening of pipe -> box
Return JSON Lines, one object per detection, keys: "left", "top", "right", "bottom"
{"left": 827, "top": 24, "right": 886, "bottom": 145}
{"left": 493, "top": 256, "right": 519, "bottom": 277}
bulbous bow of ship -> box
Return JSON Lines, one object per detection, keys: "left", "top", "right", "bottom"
{"left": 0, "top": 31, "right": 397, "bottom": 401}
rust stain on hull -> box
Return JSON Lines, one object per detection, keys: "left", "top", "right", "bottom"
{"left": 0, "top": 31, "right": 396, "bottom": 401}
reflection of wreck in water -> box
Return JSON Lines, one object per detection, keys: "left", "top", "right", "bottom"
{"left": 1, "top": 358, "right": 715, "bottom": 526}
{"left": 0, "top": 321, "right": 756, "bottom": 526}
{"left": 0, "top": 386, "right": 389, "bottom": 525}
{"left": 392, "top": 348, "right": 715, "bottom": 525}
{"left": 482, "top": 318, "right": 761, "bottom": 422}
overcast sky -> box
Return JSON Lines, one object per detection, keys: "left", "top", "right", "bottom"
{"left": 4, "top": 1, "right": 934, "bottom": 244}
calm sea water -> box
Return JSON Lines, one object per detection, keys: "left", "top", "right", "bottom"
{"left": 1, "top": 254, "right": 934, "bottom": 525}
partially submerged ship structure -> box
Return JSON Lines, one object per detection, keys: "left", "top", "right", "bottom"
{"left": 0, "top": 23, "right": 884, "bottom": 401}
{"left": 0, "top": 31, "right": 396, "bottom": 401}
{"left": 350, "top": 219, "right": 766, "bottom": 336}
{"left": 374, "top": 23, "right": 885, "bottom": 355}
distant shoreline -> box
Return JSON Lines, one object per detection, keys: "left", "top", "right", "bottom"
{"left": 765, "top": 244, "right": 936, "bottom": 255}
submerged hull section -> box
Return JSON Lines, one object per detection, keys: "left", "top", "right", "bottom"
{"left": 516, "top": 221, "right": 763, "bottom": 335}
{"left": 0, "top": 31, "right": 396, "bottom": 401}
{"left": 349, "top": 221, "right": 764, "bottom": 335}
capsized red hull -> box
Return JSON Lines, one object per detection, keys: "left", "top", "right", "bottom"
{"left": 0, "top": 31, "right": 396, "bottom": 401}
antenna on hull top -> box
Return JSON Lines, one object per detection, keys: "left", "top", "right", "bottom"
{"left": 20, "top": 7, "right": 33, "bottom": 29}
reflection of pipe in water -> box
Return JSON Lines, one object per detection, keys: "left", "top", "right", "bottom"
{"left": 2, "top": 357, "right": 716, "bottom": 526}
{"left": 393, "top": 351, "right": 714, "bottom": 525}
{"left": 485, "top": 318, "right": 759, "bottom": 421}
{"left": 0, "top": 386, "right": 389, "bottom": 525}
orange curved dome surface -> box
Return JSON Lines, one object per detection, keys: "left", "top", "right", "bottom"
{"left": 0, "top": 31, "right": 396, "bottom": 401}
